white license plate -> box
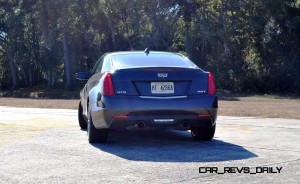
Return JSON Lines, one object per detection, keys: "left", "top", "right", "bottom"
{"left": 151, "top": 82, "right": 174, "bottom": 94}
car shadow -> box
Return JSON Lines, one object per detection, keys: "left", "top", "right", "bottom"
{"left": 91, "top": 129, "right": 257, "bottom": 162}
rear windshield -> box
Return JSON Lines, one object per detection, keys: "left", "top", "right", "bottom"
{"left": 111, "top": 53, "right": 198, "bottom": 69}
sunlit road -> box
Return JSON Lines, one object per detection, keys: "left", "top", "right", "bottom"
{"left": 0, "top": 106, "right": 299, "bottom": 183}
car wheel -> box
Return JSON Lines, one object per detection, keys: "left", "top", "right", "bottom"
{"left": 191, "top": 125, "right": 215, "bottom": 141}
{"left": 87, "top": 113, "right": 108, "bottom": 143}
{"left": 78, "top": 102, "right": 87, "bottom": 129}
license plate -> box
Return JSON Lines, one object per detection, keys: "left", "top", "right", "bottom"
{"left": 151, "top": 82, "right": 174, "bottom": 94}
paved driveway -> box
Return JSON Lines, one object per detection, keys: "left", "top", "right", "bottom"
{"left": 0, "top": 106, "right": 299, "bottom": 183}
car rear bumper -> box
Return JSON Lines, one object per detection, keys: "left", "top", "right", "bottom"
{"left": 90, "top": 95, "right": 218, "bottom": 130}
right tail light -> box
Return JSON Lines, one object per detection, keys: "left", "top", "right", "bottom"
{"left": 208, "top": 72, "right": 216, "bottom": 95}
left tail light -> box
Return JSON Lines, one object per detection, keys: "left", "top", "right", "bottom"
{"left": 102, "top": 73, "right": 114, "bottom": 96}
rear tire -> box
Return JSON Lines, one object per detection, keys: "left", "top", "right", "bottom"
{"left": 88, "top": 113, "right": 108, "bottom": 143}
{"left": 78, "top": 102, "right": 87, "bottom": 129}
{"left": 191, "top": 125, "right": 215, "bottom": 141}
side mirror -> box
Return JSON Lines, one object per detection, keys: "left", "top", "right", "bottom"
{"left": 74, "top": 72, "right": 91, "bottom": 81}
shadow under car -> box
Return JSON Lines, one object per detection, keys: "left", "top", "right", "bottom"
{"left": 91, "top": 129, "right": 257, "bottom": 162}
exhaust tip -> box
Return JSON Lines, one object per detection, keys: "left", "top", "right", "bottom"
{"left": 137, "top": 121, "right": 145, "bottom": 128}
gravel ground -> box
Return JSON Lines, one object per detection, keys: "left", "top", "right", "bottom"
{"left": 0, "top": 106, "right": 299, "bottom": 183}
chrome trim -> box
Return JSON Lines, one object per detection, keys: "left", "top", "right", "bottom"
{"left": 154, "top": 119, "right": 175, "bottom": 122}
{"left": 139, "top": 96, "right": 187, "bottom": 99}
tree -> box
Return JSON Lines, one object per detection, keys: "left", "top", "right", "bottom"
{"left": 0, "top": 0, "right": 299, "bottom": 94}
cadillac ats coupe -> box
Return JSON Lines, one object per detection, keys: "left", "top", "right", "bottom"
{"left": 77, "top": 51, "right": 218, "bottom": 143}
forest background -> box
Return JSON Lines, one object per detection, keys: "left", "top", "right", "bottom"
{"left": 1, "top": 0, "right": 300, "bottom": 95}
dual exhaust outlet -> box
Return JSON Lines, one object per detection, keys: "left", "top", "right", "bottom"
{"left": 134, "top": 120, "right": 189, "bottom": 128}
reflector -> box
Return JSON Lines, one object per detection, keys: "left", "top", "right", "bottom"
{"left": 113, "top": 115, "right": 128, "bottom": 119}
{"left": 198, "top": 114, "right": 210, "bottom": 117}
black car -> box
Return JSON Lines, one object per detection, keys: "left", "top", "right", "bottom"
{"left": 76, "top": 51, "right": 218, "bottom": 143}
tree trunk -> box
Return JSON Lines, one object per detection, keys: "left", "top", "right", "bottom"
{"left": 28, "top": 68, "right": 33, "bottom": 87}
{"left": 63, "top": 27, "right": 71, "bottom": 89}
{"left": 7, "top": 59, "right": 17, "bottom": 90}
{"left": 22, "top": 69, "right": 28, "bottom": 87}
{"left": 41, "top": 0, "right": 54, "bottom": 86}
{"left": 220, "top": 3, "right": 230, "bottom": 56}
{"left": 51, "top": 68, "right": 55, "bottom": 86}
{"left": 104, "top": 2, "right": 116, "bottom": 50}
{"left": 106, "top": 14, "right": 115, "bottom": 50}
{"left": 47, "top": 70, "right": 51, "bottom": 86}
{"left": 41, "top": 0, "right": 49, "bottom": 48}
{"left": 185, "top": 21, "right": 193, "bottom": 58}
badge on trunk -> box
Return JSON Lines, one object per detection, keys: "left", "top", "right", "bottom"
{"left": 157, "top": 73, "right": 168, "bottom": 78}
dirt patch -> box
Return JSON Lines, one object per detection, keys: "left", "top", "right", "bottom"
{"left": 219, "top": 96, "right": 300, "bottom": 119}
{"left": 0, "top": 85, "right": 80, "bottom": 99}
{"left": 0, "top": 98, "right": 78, "bottom": 109}
{"left": 0, "top": 95, "right": 299, "bottom": 119}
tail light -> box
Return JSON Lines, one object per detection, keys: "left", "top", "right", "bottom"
{"left": 102, "top": 73, "right": 114, "bottom": 96}
{"left": 208, "top": 72, "right": 216, "bottom": 95}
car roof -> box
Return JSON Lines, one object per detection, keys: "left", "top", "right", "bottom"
{"left": 106, "top": 51, "right": 183, "bottom": 57}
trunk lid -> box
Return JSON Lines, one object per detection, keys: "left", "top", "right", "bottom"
{"left": 111, "top": 67, "right": 208, "bottom": 96}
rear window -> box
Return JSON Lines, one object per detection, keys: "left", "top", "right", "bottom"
{"left": 111, "top": 53, "right": 198, "bottom": 69}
